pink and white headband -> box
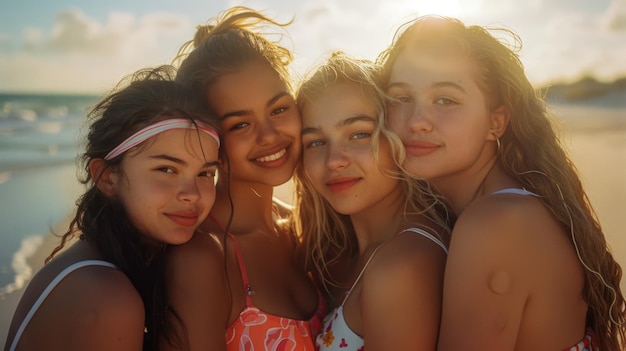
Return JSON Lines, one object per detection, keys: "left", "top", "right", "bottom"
{"left": 104, "top": 118, "right": 220, "bottom": 160}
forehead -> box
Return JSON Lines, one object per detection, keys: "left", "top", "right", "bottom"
{"left": 302, "top": 82, "right": 375, "bottom": 127}
{"left": 389, "top": 45, "right": 482, "bottom": 89}
{"left": 206, "top": 60, "right": 291, "bottom": 115}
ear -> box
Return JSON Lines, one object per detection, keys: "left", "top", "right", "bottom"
{"left": 487, "top": 105, "right": 510, "bottom": 141}
{"left": 88, "top": 158, "right": 117, "bottom": 197}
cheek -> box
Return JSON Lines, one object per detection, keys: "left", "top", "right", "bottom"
{"left": 386, "top": 105, "right": 408, "bottom": 133}
{"left": 200, "top": 182, "right": 217, "bottom": 207}
{"left": 283, "top": 113, "right": 303, "bottom": 142}
{"left": 222, "top": 135, "right": 247, "bottom": 159}
{"left": 302, "top": 153, "right": 325, "bottom": 190}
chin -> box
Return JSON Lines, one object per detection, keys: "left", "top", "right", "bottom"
{"left": 403, "top": 160, "right": 426, "bottom": 179}
{"left": 167, "top": 231, "right": 196, "bottom": 246}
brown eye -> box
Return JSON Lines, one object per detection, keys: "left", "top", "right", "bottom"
{"left": 435, "top": 97, "right": 456, "bottom": 105}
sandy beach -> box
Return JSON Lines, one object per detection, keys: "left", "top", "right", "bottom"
{"left": 1, "top": 108, "right": 625, "bottom": 345}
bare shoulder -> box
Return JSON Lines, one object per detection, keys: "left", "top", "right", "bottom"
{"left": 359, "top": 226, "right": 446, "bottom": 349}
{"left": 61, "top": 264, "right": 144, "bottom": 319}
{"left": 364, "top": 227, "right": 447, "bottom": 294}
{"left": 164, "top": 231, "right": 228, "bottom": 300}
{"left": 454, "top": 192, "right": 554, "bottom": 247}
{"left": 162, "top": 231, "right": 230, "bottom": 349}
{"left": 45, "top": 265, "right": 144, "bottom": 350}
{"left": 167, "top": 230, "right": 225, "bottom": 268}
{"left": 449, "top": 191, "right": 569, "bottom": 287}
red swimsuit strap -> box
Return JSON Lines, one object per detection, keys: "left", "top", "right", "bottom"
{"left": 208, "top": 214, "right": 254, "bottom": 307}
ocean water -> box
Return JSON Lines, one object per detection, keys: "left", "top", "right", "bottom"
{"left": 0, "top": 93, "right": 99, "bottom": 295}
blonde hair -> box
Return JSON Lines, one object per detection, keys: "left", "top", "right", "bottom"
{"left": 294, "top": 51, "right": 449, "bottom": 295}
{"left": 378, "top": 16, "right": 625, "bottom": 350}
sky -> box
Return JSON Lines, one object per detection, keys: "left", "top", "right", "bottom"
{"left": 1, "top": 0, "right": 625, "bottom": 94}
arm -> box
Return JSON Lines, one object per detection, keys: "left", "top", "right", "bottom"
{"left": 361, "top": 234, "right": 447, "bottom": 351}
{"left": 160, "top": 234, "right": 230, "bottom": 351}
{"left": 437, "top": 201, "right": 532, "bottom": 350}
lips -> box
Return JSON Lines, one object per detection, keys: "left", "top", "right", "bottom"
{"left": 326, "top": 177, "right": 361, "bottom": 192}
{"left": 252, "top": 146, "right": 290, "bottom": 168}
{"left": 255, "top": 148, "right": 286, "bottom": 162}
{"left": 403, "top": 140, "right": 439, "bottom": 157}
{"left": 166, "top": 212, "right": 199, "bottom": 227}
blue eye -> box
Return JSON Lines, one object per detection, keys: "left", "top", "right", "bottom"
{"left": 396, "top": 96, "right": 412, "bottom": 103}
{"left": 351, "top": 132, "right": 371, "bottom": 140}
{"left": 306, "top": 140, "right": 325, "bottom": 148}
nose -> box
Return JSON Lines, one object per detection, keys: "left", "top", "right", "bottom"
{"left": 325, "top": 142, "right": 350, "bottom": 170}
{"left": 178, "top": 177, "right": 201, "bottom": 203}
{"left": 407, "top": 104, "right": 433, "bottom": 134}
{"left": 256, "top": 118, "right": 280, "bottom": 145}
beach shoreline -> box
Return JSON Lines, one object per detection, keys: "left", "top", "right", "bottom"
{"left": 0, "top": 218, "right": 71, "bottom": 345}
{"left": 1, "top": 113, "right": 625, "bottom": 345}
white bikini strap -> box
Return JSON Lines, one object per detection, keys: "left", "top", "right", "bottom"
{"left": 342, "top": 227, "right": 447, "bottom": 306}
{"left": 8, "top": 260, "right": 116, "bottom": 351}
{"left": 491, "top": 188, "right": 539, "bottom": 197}
{"left": 399, "top": 227, "right": 448, "bottom": 255}
{"left": 342, "top": 243, "right": 387, "bottom": 306}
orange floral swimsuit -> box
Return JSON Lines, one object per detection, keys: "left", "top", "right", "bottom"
{"left": 225, "top": 233, "right": 326, "bottom": 351}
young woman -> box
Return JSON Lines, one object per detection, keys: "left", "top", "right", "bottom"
{"left": 294, "top": 51, "right": 449, "bottom": 351}
{"left": 378, "top": 16, "right": 626, "bottom": 350}
{"left": 3, "top": 65, "right": 221, "bottom": 351}
{"left": 161, "top": 7, "right": 325, "bottom": 351}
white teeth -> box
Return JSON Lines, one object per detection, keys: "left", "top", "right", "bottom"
{"left": 256, "top": 149, "right": 286, "bottom": 162}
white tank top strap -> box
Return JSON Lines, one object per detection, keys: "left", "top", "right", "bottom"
{"left": 491, "top": 188, "right": 539, "bottom": 197}
{"left": 8, "top": 260, "right": 117, "bottom": 351}
{"left": 399, "top": 227, "right": 448, "bottom": 255}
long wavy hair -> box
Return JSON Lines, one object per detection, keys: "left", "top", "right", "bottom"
{"left": 293, "top": 51, "right": 449, "bottom": 298}
{"left": 47, "top": 65, "right": 220, "bottom": 351}
{"left": 378, "top": 16, "right": 625, "bottom": 350}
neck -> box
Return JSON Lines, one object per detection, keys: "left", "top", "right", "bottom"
{"left": 350, "top": 185, "right": 405, "bottom": 255}
{"left": 207, "top": 176, "right": 277, "bottom": 234}
{"left": 434, "top": 157, "right": 499, "bottom": 216}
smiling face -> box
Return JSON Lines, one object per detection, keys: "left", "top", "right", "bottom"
{"left": 386, "top": 45, "right": 496, "bottom": 182}
{"left": 301, "top": 81, "right": 400, "bottom": 216}
{"left": 111, "top": 128, "right": 219, "bottom": 245}
{"left": 205, "top": 60, "right": 301, "bottom": 187}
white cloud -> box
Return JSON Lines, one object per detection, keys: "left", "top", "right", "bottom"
{"left": 604, "top": 0, "right": 626, "bottom": 30}
{"left": 1, "top": 1, "right": 626, "bottom": 93}
{"left": 48, "top": 9, "right": 104, "bottom": 53}
{"left": 0, "top": 8, "right": 194, "bottom": 93}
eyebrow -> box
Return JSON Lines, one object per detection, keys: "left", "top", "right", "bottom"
{"left": 387, "top": 80, "right": 466, "bottom": 93}
{"left": 431, "top": 81, "right": 466, "bottom": 93}
{"left": 150, "top": 154, "right": 220, "bottom": 168}
{"left": 220, "top": 91, "right": 292, "bottom": 120}
{"left": 386, "top": 82, "right": 410, "bottom": 91}
{"left": 302, "top": 115, "right": 376, "bottom": 136}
